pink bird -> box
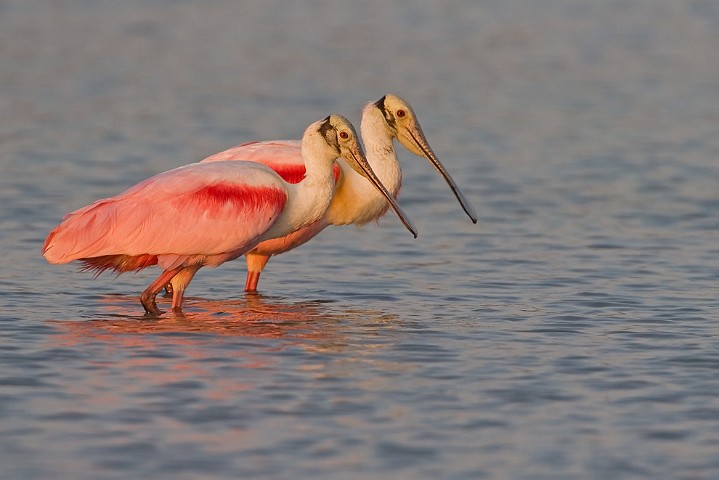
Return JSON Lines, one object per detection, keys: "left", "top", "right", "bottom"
{"left": 199, "top": 94, "right": 477, "bottom": 293}
{"left": 43, "top": 115, "right": 417, "bottom": 315}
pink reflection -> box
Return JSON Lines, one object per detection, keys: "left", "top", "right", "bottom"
{"left": 47, "top": 295, "right": 398, "bottom": 406}
{"left": 49, "top": 293, "right": 399, "bottom": 363}
{"left": 47, "top": 295, "right": 352, "bottom": 401}
{"left": 52, "top": 293, "right": 346, "bottom": 341}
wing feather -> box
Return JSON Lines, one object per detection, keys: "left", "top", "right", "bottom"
{"left": 43, "top": 161, "right": 288, "bottom": 267}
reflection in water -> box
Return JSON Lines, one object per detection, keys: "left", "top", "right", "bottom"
{"left": 44, "top": 294, "right": 403, "bottom": 413}
{"left": 54, "top": 293, "right": 339, "bottom": 338}
{"left": 44, "top": 295, "right": 400, "bottom": 414}
{"left": 50, "top": 293, "right": 399, "bottom": 353}
{"left": 33, "top": 295, "right": 409, "bottom": 479}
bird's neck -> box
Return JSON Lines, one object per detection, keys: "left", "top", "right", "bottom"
{"left": 324, "top": 112, "right": 401, "bottom": 226}
{"left": 360, "top": 114, "right": 402, "bottom": 194}
{"left": 265, "top": 142, "right": 336, "bottom": 239}
{"left": 293, "top": 163, "right": 335, "bottom": 228}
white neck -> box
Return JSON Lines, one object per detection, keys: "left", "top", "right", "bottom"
{"left": 325, "top": 105, "right": 402, "bottom": 225}
{"left": 261, "top": 131, "right": 337, "bottom": 240}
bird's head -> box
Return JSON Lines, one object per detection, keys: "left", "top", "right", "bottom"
{"left": 305, "top": 114, "right": 418, "bottom": 238}
{"left": 370, "top": 94, "right": 478, "bottom": 224}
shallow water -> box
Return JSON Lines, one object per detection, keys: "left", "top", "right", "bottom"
{"left": 2, "top": 0, "right": 719, "bottom": 478}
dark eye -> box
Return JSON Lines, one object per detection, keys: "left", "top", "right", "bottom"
{"left": 339, "top": 131, "right": 349, "bottom": 139}
{"left": 396, "top": 109, "right": 406, "bottom": 118}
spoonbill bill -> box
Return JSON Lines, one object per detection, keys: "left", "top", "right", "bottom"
{"left": 43, "top": 115, "right": 417, "bottom": 315}
{"left": 199, "top": 94, "right": 477, "bottom": 293}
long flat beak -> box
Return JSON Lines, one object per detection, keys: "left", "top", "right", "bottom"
{"left": 399, "top": 124, "right": 478, "bottom": 224}
{"left": 342, "top": 146, "right": 418, "bottom": 238}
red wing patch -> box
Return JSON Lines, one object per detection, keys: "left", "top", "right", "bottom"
{"left": 267, "top": 163, "right": 340, "bottom": 184}
{"left": 187, "top": 184, "right": 287, "bottom": 215}
{"left": 268, "top": 163, "right": 306, "bottom": 184}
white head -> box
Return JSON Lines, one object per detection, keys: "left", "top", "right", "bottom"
{"left": 303, "top": 114, "right": 418, "bottom": 238}
{"left": 367, "top": 94, "right": 478, "bottom": 223}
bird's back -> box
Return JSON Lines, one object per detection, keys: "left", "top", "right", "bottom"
{"left": 201, "top": 140, "right": 340, "bottom": 184}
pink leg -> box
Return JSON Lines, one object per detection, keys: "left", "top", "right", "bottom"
{"left": 141, "top": 266, "right": 185, "bottom": 315}
{"left": 245, "top": 271, "right": 260, "bottom": 293}
{"left": 169, "top": 265, "right": 202, "bottom": 312}
{"left": 245, "top": 253, "right": 271, "bottom": 293}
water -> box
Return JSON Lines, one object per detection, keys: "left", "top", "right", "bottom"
{"left": 2, "top": 0, "right": 719, "bottom": 478}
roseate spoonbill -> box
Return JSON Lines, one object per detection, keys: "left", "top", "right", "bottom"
{"left": 43, "top": 115, "right": 417, "bottom": 315}
{"left": 199, "top": 94, "right": 477, "bottom": 293}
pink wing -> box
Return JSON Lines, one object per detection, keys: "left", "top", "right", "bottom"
{"left": 43, "top": 161, "right": 288, "bottom": 270}
{"left": 202, "top": 140, "right": 340, "bottom": 184}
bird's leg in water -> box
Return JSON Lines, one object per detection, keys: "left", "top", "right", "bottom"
{"left": 245, "top": 253, "right": 271, "bottom": 293}
{"left": 168, "top": 265, "right": 202, "bottom": 312}
{"left": 141, "top": 266, "right": 184, "bottom": 315}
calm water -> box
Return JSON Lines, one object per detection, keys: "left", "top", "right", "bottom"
{"left": 2, "top": 1, "right": 719, "bottom": 478}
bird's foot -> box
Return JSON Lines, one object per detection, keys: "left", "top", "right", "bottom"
{"left": 141, "top": 292, "right": 163, "bottom": 316}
